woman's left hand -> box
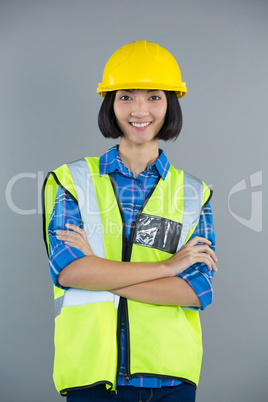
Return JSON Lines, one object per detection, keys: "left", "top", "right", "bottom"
{"left": 56, "top": 224, "right": 93, "bottom": 256}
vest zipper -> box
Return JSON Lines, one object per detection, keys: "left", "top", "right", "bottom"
{"left": 116, "top": 299, "right": 123, "bottom": 384}
{"left": 122, "top": 218, "right": 135, "bottom": 381}
{"left": 122, "top": 298, "right": 131, "bottom": 381}
{"left": 121, "top": 177, "right": 161, "bottom": 381}
{"left": 109, "top": 174, "right": 161, "bottom": 384}
{"left": 109, "top": 175, "right": 128, "bottom": 387}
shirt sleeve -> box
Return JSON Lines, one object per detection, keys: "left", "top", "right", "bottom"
{"left": 48, "top": 186, "right": 86, "bottom": 288}
{"left": 177, "top": 202, "right": 216, "bottom": 310}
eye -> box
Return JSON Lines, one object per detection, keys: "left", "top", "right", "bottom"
{"left": 149, "top": 95, "right": 161, "bottom": 101}
{"left": 119, "top": 95, "right": 132, "bottom": 101}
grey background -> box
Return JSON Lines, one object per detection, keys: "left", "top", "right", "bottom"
{"left": 1, "top": 0, "right": 267, "bottom": 401}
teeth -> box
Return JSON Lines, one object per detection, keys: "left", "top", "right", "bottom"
{"left": 130, "top": 122, "right": 151, "bottom": 128}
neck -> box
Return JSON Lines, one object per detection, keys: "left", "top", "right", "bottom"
{"left": 118, "top": 139, "right": 159, "bottom": 178}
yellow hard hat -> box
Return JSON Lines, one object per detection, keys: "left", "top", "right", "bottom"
{"left": 97, "top": 40, "right": 187, "bottom": 99}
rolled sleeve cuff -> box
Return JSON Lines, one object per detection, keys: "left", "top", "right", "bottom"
{"left": 177, "top": 265, "right": 214, "bottom": 310}
{"left": 49, "top": 244, "right": 85, "bottom": 289}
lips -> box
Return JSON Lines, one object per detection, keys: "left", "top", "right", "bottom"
{"left": 129, "top": 122, "right": 152, "bottom": 128}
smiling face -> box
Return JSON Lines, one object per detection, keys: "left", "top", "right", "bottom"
{"left": 113, "top": 89, "right": 167, "bottom": 146}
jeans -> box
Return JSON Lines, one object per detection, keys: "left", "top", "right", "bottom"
{"left": 66, "top": 383, "right": 196, "bottom": 401}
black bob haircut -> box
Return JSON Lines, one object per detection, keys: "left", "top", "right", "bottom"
{"left": 98, "top": 91, "right": 183, "bottom": 141}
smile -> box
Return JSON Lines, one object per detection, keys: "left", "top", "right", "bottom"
{"left": 129, "top": 122, "right": 152, "bottom": 128}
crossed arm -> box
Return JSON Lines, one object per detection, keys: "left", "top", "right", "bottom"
{"left": 56, "top": 224, "right": 217, "bottom": 308}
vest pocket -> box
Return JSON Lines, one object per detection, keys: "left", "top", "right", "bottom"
{"left": 133, "top": 213, "right": 182, "bottom": 254}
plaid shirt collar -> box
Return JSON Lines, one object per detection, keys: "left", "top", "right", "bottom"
{"left": 99, "top": 145, "right": 170, "bottom": 180}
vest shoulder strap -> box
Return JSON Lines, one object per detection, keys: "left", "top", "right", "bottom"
{"left": 174, "top": 169, "right": 212, "bottom": 249}
{"left": 67, "top": 157, "right": 105, "bottom": 258}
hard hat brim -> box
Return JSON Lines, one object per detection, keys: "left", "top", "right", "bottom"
{"left": 97, "top": 83, "right": 187, "bottom": 99}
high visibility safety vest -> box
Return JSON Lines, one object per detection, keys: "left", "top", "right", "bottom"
{"left": 42, "top": 157, "right": 212, "bottom": 396}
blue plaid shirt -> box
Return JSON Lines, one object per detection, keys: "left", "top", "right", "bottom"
{"left": 48, "top": 145, "right": 215, "bottom": 388}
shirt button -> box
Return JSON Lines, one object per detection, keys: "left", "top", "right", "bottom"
{"left": 139, "top": 181, "right": 142, "bottom": 186}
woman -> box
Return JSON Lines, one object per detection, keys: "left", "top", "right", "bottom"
{"left": 43, "top": 40, "right": 217, "bottom": 402}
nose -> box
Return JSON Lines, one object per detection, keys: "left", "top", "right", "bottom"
{"left": 130, "top": 98, "right": 150, "bottom": 118}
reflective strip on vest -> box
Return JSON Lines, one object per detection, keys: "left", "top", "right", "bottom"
{"left": 54, "top": 159, "right": 120, "bottom": 316}
{"left": 176, "top": 172, "right": 203, "bottom": 250}
{"left": 55, "top": 289, "right": 119, "bottom": 318}
{"left": 67, "top": 158, "right": 106, "bottom": 258}
{"left": 54, "top": 295, "right": 64, "bottom": 318}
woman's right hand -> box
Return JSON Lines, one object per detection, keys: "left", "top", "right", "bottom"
{"left": 56, "top": 224, "right": 93, "bottom": 256}
{"left": 164, "top": 236, "right": 218, "bottom": 276}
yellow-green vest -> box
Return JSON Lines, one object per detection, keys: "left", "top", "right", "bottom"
{"left": 42, "top": 157, "right": 212, "bottom": 396}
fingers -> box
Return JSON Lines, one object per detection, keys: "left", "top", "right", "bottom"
{"left": 193, "top": 244, "right": 217, "bottom": 262}
{"left": 171, "top": 236, "right": 218, "bottom": 273}
{"left": 56, "top": 224, "right": 93, "bottom": 256}
{"left": 56, "top": 223, "right": 85, "bottom": 237}
{"left": 185, "top": 236, "right": 218, "bottom": 270}
{"left": 56, "top": 229, "right": 83, "bottom": 248}
{"left": 65, "top": 223, "right": 85, "bottom": 235}
{"left": 186, "top": 236, "right": 212, "bottom": 247}
{"left": 198, "top": 253, "right": 218, "bottom": 272}
{"left": 190, "top": 248, "right": 218, "bottom": 272}
{"left": 56, "top": 224, "right": 84, "bottom": 241}
{"left": 176, "top": 248, "right": 217, "bottom": 272}
{"left": 65, "top": 224, "right": 90, "bottom": 244}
